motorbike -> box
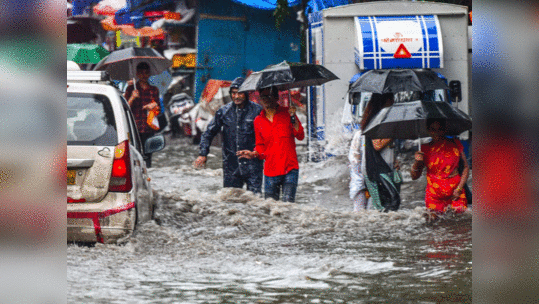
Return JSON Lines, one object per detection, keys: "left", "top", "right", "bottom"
{"left": 167, "top": 92, "right": 195, "bottom": 137}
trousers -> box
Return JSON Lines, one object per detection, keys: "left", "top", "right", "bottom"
{"left": 264, "top": 169, "right": 299, "bottom": 202}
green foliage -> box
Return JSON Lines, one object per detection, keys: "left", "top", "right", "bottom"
{"left": 273, "top": 0, "right": 290, "bottom": 29}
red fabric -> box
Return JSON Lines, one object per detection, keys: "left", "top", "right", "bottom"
{"left": 254, "top": 106, "right": 304, "bottom": 177}
{"left": 201, "top": 79, "right": 232, "bottom": 103}
{"left": 422, "top": 139, "right": 467, "bottom": 213}
{"left": 124, "top": 83, "right": 160, "bottom": 134}
{"left": 144, "top": 11, "right": 165, "bottom": 18}
{"left": 94, "top": 6, "right": 117, "bottom": 16}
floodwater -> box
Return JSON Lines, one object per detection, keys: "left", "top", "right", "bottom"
{"left": 67, "top": 136, "right": 472, "bottom": 303}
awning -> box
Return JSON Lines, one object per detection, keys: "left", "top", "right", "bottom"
{"left": 354, "top": 15, "right": 443, "bottom": 70}
{"left": 101, "top": 16, "right": 165, "bottom": 37}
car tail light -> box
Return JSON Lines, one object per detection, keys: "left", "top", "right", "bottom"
{"left": 109, "top": 140, "right": 133, "bottom": 192}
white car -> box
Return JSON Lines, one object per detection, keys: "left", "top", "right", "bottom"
{"left": 67, "top": 71, "right": 164, "bottom": 243}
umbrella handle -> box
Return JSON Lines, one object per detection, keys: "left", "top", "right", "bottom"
{"left": 130, "top": 63, "right": 137, "bottom": 88}
{"left": 288, "top": 90, "right": 296, "bottom": 124}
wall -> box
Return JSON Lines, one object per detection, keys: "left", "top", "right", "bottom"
{"left": 195, "top": 0, "right": 301, "bottom": 102}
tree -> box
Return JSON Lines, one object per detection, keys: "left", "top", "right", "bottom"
{"left": 273, "top": 0, "right": 291, "bottom": 29}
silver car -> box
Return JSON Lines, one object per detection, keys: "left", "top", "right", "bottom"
{"left": 67, "top": 71, "right": 164, "bottom": 243}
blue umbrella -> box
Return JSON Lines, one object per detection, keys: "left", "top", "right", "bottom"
{"left": 231, "top": 0, "right": 301, "bottom": 10}
{"left": 149, "top": 70, "right": 172, "bottom": 97}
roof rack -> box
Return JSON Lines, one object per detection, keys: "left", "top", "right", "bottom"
{"left": 67, "top": 71, "right": 111, "bottom": 83}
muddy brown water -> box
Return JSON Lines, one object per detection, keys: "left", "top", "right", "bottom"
{"left": 68, "top": 136, "right": 472, "bottom": 303}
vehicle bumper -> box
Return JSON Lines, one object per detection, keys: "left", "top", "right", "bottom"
{"left": 67, "top": 192, "right": 136, "bottom": 244}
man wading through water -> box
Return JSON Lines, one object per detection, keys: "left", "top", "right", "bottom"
{"left": 124, "top": 62, "right": 160, "bottom": 168}
{"left": 238, "top": 86, "right": 304, "bottom": 202}
{"left": 194, "top": 77, "right": 264, "bottom": 193}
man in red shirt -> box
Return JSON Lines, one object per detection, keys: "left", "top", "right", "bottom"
{"left": 237, "top": 86, "right": 304, "bottom": 202}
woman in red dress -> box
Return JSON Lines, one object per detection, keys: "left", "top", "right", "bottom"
{"left": 411, "top": 119, "right": 470, "bottom": 215}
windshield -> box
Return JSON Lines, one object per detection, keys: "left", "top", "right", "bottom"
{"left": 67, "top": 93, "right": 118, "bottom": 146}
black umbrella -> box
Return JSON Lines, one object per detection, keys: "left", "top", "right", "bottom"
{"left": 349, "top": 69, "right": 449, "bottom": 94}
{"left": 238, "top": 61, "right": 339, "bottom": 92}
{"left": 94, "top": 47, "right": 172, "bottom": 83}
{"left": 362, "top": 100, "right": 472, "bottom": 144}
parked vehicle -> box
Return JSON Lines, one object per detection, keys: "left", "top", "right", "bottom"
{"left": 67, "top": 71, "right": 165, "bottom": 243}
{"left": 167, "top": 92, "right": 195, "bottom": 136}
{"left": 306, "top": 1, "right": 471, "bottom": 158}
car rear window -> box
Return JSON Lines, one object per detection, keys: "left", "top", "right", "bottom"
{"left": 67, "top": 93, "right": 118, "bottom": 146}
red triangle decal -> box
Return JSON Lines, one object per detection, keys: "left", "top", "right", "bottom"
{"left": 394, "top": 44, "right": 412, "bottom": 58}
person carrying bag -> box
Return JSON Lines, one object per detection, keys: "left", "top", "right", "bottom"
{"left": 364, "top": 138, "right": 402, "bottom": 212}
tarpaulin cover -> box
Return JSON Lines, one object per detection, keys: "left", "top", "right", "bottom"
{"left": 71, "top": 0, "right": 100, "bottom": 15}
{"left": 306, "top": 0, "right": 349, "bottom": 13}
{"left": 100, "top": 16, "right": 165, "bottom": 37}
{"left": 200, "top": 80, "right": 232, "bottom": 104}
{"left": 93, "top": 0, "right": 126, "bottom": 16}
{"left": 349, "top": 69, "right": 448, "bottom": 94}
{"left": 231, "top": 0, "right": 301, "bottom": 10}
{"left": 94, "top": 47, "right": 171, "bottom": 80}
{"left": 363, "top": 100, "right": 472, "bottom": 139}
{"left": 238, "top": 61, "right": 338, "bottom": 92}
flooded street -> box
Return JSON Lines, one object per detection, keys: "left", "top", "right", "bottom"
{"left": 67, "top": 136, "right": 472, "bottom": 303}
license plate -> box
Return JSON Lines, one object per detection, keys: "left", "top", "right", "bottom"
{"left": 67, "top": 170, "right": 76, "bottom": 185}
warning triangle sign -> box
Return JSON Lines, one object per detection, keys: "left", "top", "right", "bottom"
{"left": 394, "top": 44, "right": 412, "bottom": 58}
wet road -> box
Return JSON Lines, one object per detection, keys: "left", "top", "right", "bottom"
{"left": 67, "top": 136, "right": 472, "bottom": 303}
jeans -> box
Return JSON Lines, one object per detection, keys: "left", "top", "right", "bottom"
{"left": 264, "top": 169, "right": 299, "bottom": 202}
{"left": 224, "top": 172, "right": 262, "bottom": 194}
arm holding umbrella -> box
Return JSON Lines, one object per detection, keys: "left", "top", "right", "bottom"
{"left": 124, "top": 85, "right": 139, "bottom": 106}
{"left": 288, "top": 106, "right": 304, "bottom": 138}
{"left": 410, "top": 151, "right": 425, "bottom": 180}
{"left": 124, "top": 83, "right": 159, "bottom": 110}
